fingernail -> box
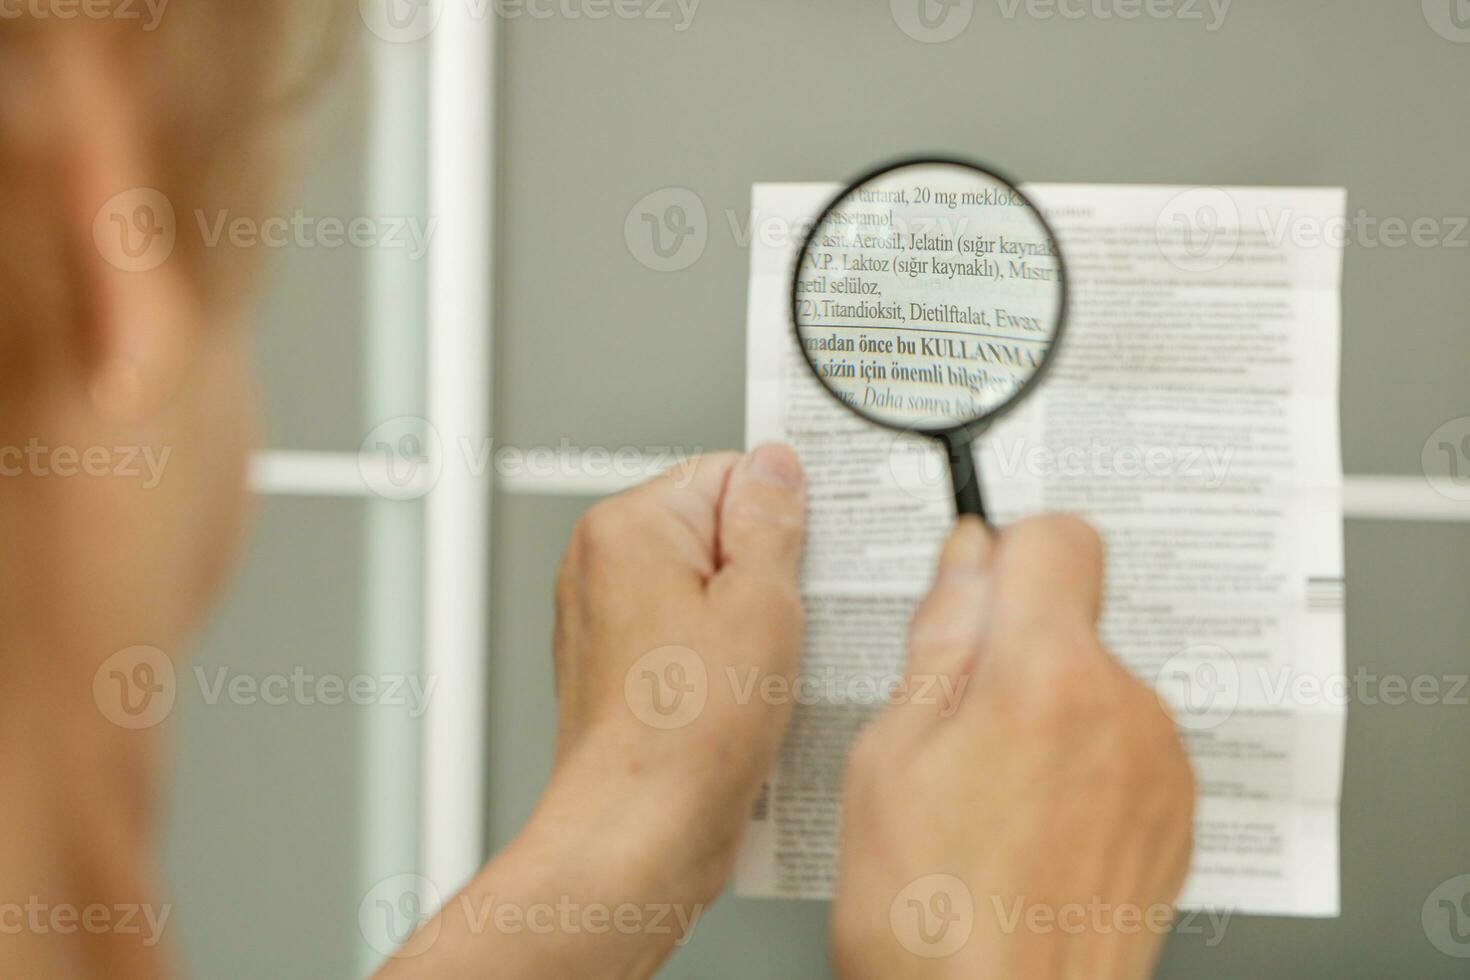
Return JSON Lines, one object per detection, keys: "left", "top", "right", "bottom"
{"left": 744, "top": 443, "right": 804, "bottom": 491}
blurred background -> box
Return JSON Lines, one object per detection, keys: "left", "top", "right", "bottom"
{"left": 165, "top": 1, "right": 1470, "bottom": 976}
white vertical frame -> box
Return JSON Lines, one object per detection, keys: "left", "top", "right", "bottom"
{"left": 358, "top": 27, "right": 430, "bottom": 978}
{"left": 422, "top": 1, "right": 496, "bottom": 901}
{"left": 234, "top": 22, "right": 1470, "bottom": 959}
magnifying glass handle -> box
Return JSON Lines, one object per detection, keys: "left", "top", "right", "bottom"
{"left": 943, "top": 435, "right": 989, "bottom": 523}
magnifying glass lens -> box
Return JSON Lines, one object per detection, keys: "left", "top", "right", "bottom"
{"left": 793, "top": 161, "right": 1064, "bottom": 434}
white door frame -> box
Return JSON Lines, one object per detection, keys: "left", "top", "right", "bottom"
{"left": 243, "top": 12, "right": 1470, "bottom": 968}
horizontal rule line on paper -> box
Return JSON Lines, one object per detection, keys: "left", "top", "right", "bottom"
{"left": 804, "top": 322, "right": 1051, "bottom": 344}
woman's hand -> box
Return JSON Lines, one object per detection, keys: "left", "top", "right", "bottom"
{"left": 543, "top": 443, "right": 808, "bottom": 899}
{"left": 379, "top": 445, "right": 807, "bottom": 979}
{"left": 829, "top": 516, "right": 1195, "bottom": 980}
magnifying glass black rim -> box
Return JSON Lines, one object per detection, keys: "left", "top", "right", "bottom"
{"left": 790, "top": 154, "right": 1070, "bottom": 444}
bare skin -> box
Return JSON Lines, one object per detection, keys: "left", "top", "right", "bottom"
{"left": 830, "top": 517, "right": 1196, "bottom": 979}
{"left": 378, "top": 483, "right": 1195, "bottom": 979}
{"left": 0, "top": 27, "right": 255, "bottom": 980}
{"left": 0, "top": 16, "right": 1193, "bottom": 980}
{"left": 378, "top": 446, "right": 808, "bottom": 978}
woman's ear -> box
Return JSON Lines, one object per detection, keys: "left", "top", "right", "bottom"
{"left": 41, "top": 27, "right": 201, "bottom": 424}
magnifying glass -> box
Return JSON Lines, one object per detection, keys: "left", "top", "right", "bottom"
{"left": 791, "top": 157, "right": 1068, "bottom": 524}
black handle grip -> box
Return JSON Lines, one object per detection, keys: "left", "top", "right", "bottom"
{"left": 943, "top": 433, "right": 988, "bottom": 523}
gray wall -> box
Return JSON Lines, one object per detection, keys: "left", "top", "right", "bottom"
{"left": 167, "top": 499, "right": 371, "bottom": 978}
{"left": 495, "top": 0, "right": 1470, "bottom": 476}
{"left": 492, "top": 1, "right": 1470, "bottom": 976}
{"left": 489, "top": 508, "right": 1470, "bottom": 978}
{"left": 163, "top": 42, "right": 382, "bottom": 979}
{"left": 165, "top": 2, "right": 1470, "bottom": 977}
